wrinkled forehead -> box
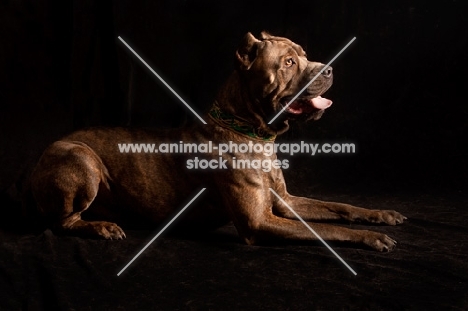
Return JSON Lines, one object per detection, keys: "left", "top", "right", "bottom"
{"left": 260, "top": 39, "right": 307, "bottom": 58}
{"left": 257, "top": 39, "right": 309, "bottom": 71}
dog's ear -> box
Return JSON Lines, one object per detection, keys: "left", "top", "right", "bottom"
{"left": 259, "top": 31, "right": 272, "bottom": 40}
{"left": 236, "top": 32, "right": 260, "bottom": 70}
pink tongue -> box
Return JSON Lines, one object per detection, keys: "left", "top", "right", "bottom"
{"left": 310, "top": 96, "right": 332, "bottom": 109}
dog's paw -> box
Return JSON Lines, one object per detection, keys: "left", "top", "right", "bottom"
{"left": 91, "top": 221, "right": 126, "bottom": 240}
{"left": 362, "top": 231, "right": 397, "bottom": 252}
{"left": 372, "top": 210, "right": 407, "bottom": 225}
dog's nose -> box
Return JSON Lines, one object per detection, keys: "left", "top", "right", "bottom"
{"left": 321, "top": 66, "right": 333, "bottom": 77}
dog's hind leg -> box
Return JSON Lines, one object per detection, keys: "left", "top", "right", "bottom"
{"left": 31, "top": 141, "right": 126, "bottom": 240}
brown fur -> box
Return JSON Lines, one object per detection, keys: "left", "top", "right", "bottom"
{"left": 29, "top": 32, "right": 405, "bottom": 251}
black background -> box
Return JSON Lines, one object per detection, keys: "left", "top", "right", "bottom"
{"left": 1, "top": 0, "right": 467, "bottom": 191}
{"left": 0, "top": 1, "right": 467, "bottom": 310}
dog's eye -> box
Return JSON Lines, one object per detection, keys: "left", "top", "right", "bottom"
{"left": 285, "top": 58, "right": 295, "bottom": 68}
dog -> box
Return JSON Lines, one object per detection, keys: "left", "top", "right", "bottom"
{"left": 29, "top": 32, "right": 406, "bottom": 251}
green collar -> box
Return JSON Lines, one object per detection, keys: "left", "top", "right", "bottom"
{"left": 208, "top": 101, "right": 276, "bottom": 141}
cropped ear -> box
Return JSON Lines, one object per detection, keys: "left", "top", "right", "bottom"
{"left": 259, "top": 31, "right": 272, "bottom": 40}
{"left": 235, "top": 32, "right": 260, "bottom": 70}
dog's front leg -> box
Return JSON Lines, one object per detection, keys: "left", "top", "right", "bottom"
{"left": 271, "top": 181, "right": 406, "bottom": 225}
{"left": 279, "top": 194, "right": 406, "bottom": 225}
{"left": 219, "top": 184, "right": 397, "bottom": 252}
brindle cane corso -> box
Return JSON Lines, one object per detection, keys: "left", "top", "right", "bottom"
{"left": 29, "top": 32, "right": 406, "bottom": 251}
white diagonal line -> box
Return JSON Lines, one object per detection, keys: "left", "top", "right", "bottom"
{"left": 118, "top": 36, "right": 207, "bottom": 124}
{"left": 268, "top": 37, "right": 356, "bottom": 124}
{"left": 117, "top": 188, "right": 206, "bottom": 276}
{"left": 269, "top": 188, "right": 357, "bottom": 276}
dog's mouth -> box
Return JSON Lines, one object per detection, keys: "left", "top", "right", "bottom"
{"left": 280, "top": 95, "right": 332, "bottom": 119}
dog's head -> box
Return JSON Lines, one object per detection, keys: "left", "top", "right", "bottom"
{"left": 235, "top": 32, "right": 333, "bottom": 135}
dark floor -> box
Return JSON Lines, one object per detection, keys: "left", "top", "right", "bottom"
{"left": 1, "top": 187, "right": 467, "bottom": 310}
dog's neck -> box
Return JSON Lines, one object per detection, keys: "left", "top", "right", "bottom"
{"left": 209, "top": 71, "right": 283, "bottom": 141}
{"left": 208, "top": 101, "right": 276, "bottom": 141}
